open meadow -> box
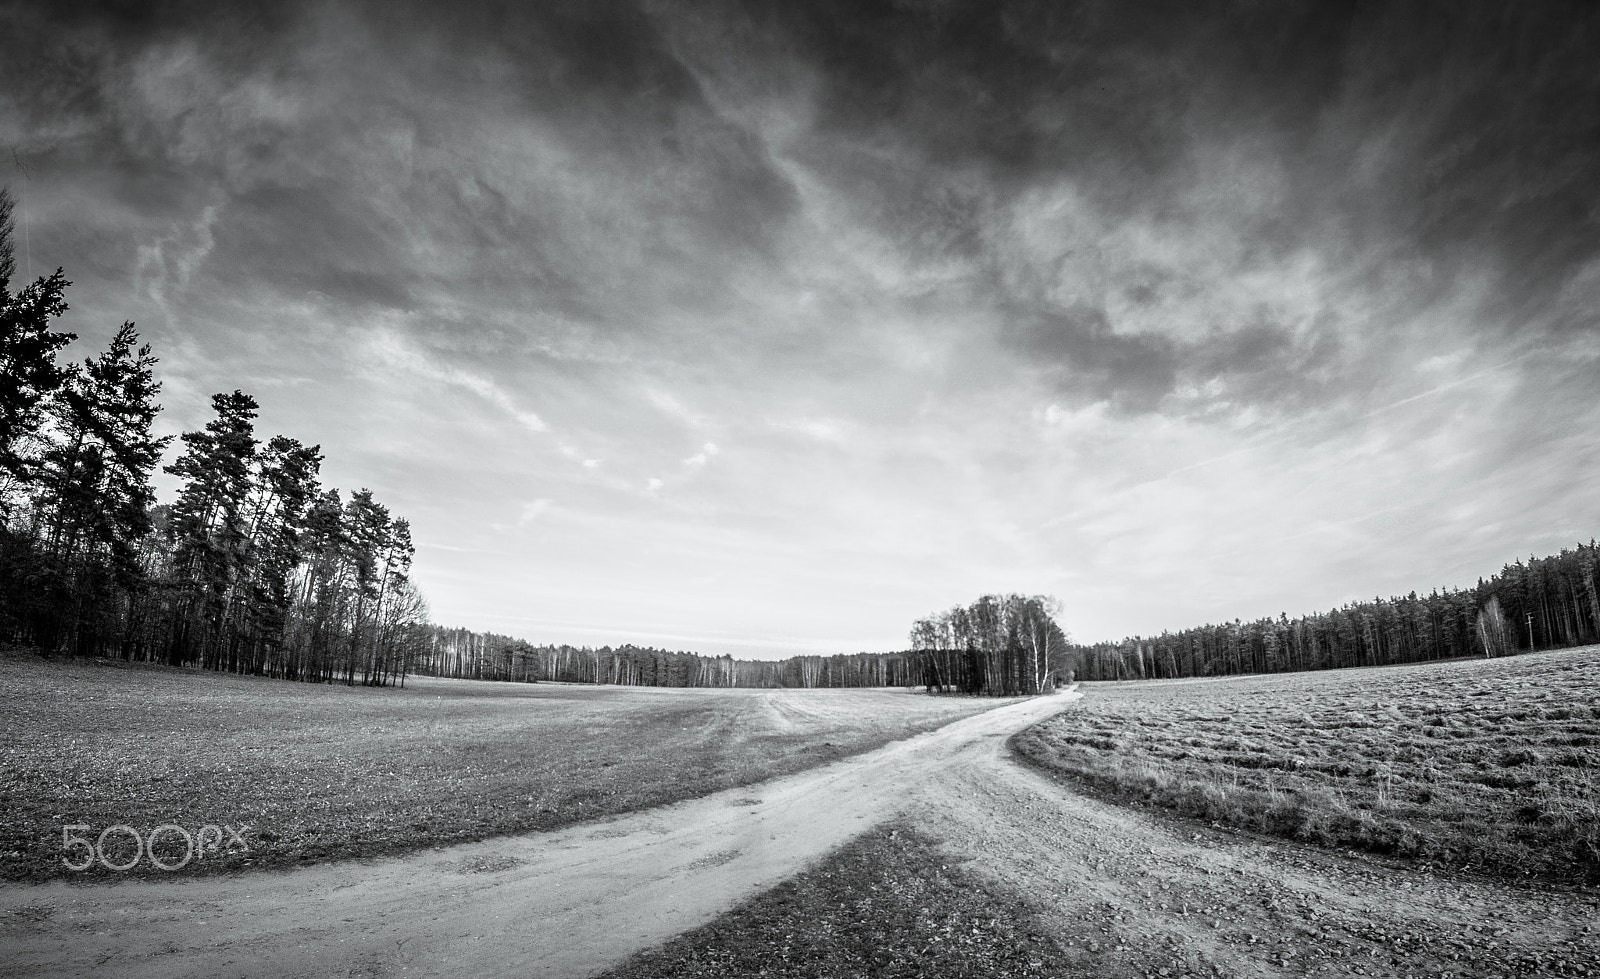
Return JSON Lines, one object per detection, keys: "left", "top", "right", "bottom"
{"left": 0, "top": 650, "right": 1001, "bottom": 882}
{"left": 1013, "top": 647, "right": 1600, "bottom": 885}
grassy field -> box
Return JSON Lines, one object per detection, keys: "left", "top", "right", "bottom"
{"left": 601, "top": 821, "right": 1069, "bottom": 979}
{"left": 1013, "top": 647, "right": 1600, "bottom": 886}
{"left": 0, "top": 650, "right": 1000, "bottom": 882}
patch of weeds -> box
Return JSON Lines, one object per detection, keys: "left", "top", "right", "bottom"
{"left": 453, "top": 854, "right": 524, "bottom": 874}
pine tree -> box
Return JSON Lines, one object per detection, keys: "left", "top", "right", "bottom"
{"left": 35, "top": 324, "right": 170, "bottom": 578}
{"left": 26, "top": 324, "right": 170, "bottom": 652}
{"left": 232, "top": 435, "right": 323, "bottom": 675}
{"left": 0, "top": 187, "right": 75, "bottom": 505}
{"left": 165, "top": 391, "right": 260, "bottom": 665}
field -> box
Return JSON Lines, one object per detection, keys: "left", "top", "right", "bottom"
{"left": 1013, "top": 647, "right": 1600, "bottom": 885}
{"left": 0, "top": 650, "right": 999, "bottom": 882}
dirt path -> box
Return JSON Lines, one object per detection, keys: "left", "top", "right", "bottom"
{"left": 0, "top": 692, "right": 1077, "bottom": 979}
{"left": 909, "top": 741, "right": 1600, "bottom": 978}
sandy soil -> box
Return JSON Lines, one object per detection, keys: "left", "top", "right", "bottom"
{"left": 4, "top": 685, "right": 1593, "bottom": 979}
{"left": 0, "top": 692, "right": 1071, "bottom": 978}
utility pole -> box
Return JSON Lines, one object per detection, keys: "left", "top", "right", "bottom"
{"left": 1526, "top": 610, "right": 1535, "bottom": 652}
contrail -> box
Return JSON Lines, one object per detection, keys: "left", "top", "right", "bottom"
{"left": 1358, "top": 349, "right": 1535, "bottom": 420}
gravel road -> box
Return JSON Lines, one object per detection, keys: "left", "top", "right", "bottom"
{"left": 912, "top": 731, "right": 1600, "bottom": 978}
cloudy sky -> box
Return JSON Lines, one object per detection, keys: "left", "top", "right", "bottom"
{"left": 4, "top": 0, "right": 1597, "bottom": 656}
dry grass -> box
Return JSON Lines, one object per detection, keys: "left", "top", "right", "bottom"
{"left": 1013, "top": 647, "right": 1600, "bottom": 886}
{"left": 0, "top": 650, "right": 997, "bottom": 882}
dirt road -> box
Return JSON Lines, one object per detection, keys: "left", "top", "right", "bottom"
{"left": 0, "top": 692, "right": 1077, "bottom": 978}
{"left": 910, "top": 742, "right": 1600, "bottom": 978}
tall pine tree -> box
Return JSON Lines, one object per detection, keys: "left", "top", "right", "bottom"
{"left": 28, "top": 324, "right": 170, "bottom": 651}
{"left": 0, "top": 187, "right": 74, "bottom": 508}
{"left": 165, "top": 390, "right": 259, "bottom": 665}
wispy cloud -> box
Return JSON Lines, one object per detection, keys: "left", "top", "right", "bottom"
{"left": 682, "top": 442, "right": 719, "bottom": 467}
{"left": 365, "top": 328, "right": 547, "bottom": 435}
{"left": 516, "top": 498, "right": 552, "bottom": 527}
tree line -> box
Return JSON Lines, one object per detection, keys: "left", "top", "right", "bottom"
{"left": 413, "top": 626, "right": 920, "bottom": 688}
{"left": 420, "top": 593, "right": 1075, "bottom": 697}
{"left": 1064, "top": 541, "right": 1600, "bottom": 681}
{"left": 274, "top": 531, "right": 1600, "bottom": 695}
{"left": 0, "top": 188, "right": 429, "bottom": 685}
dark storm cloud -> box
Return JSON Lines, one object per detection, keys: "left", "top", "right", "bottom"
{"left": 1002, "top": 302, "right": 1346, "bottom": 415}
{"left": 1332, "top": 5, "right": 1600, "bottom": 327}
{"left": 4, "top": 0, "right": 800, "bottom": 345}
{"left": 14, "top": 0, "right": 1595, "bottom": 399}
{"left": 1002, "top": 302, "right": 1178, "bottom": 413}
{"left": 665, "top": 0, "right": 1600, "bottom": 411}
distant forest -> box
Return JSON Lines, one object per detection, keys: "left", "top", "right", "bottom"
{"left": 1064, "top": 543, "right": 1600, "bottom": 681}
{"left": 419, "top": 541, "right": 1600, "bottom": 692}
{"left": 418, "top": 628, "right": 918, "bottom": 689}
{"left": 0, "top": 189, "right": 427, "bottom": 685}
